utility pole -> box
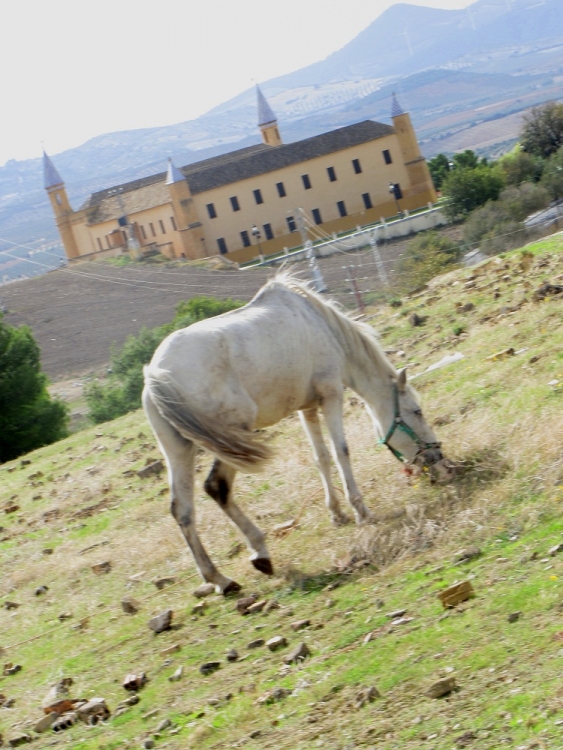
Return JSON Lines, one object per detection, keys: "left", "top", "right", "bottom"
{"left": 296, "top": 209, "right": 327, "bottom": 293}
{"left": 370, "top": 230, "right": 389, "bottom": 288}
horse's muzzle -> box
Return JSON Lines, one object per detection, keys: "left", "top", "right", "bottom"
{"left": 413, "top": 446, "right": 456, "bottom": 483}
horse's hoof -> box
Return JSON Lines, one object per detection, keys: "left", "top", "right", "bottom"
{"left": 252, "top": 557, "right": 274, "bottom": 576}
{"left": 357, "top": 511, "right": 377, "bottom": 526}
{"left": 332, "top": 513, "right": 351, "bottom": 527}
{"left": 222, "top": 580, "right": 242, "bottom": 596}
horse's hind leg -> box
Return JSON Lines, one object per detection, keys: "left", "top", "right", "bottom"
{"left": 204, "top": 459, "right": 273, "bottom": 576}
{"left": 143, "top": 390, "right": 240, "bottom": 595}
{"left": 299, "top": 408, "right": 350, "bottom": 526}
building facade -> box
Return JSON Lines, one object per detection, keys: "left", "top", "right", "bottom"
{"left": 44, "top": 91, "right": 436, "bottom": 264}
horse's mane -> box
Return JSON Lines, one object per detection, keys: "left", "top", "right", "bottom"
{"left": 262, "top": 270, "right": 397, "bottom": 381}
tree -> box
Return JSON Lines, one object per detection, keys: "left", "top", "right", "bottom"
{"left": 442, "top": 164, "right": 505, "bottom": 220}
{"left": 428, "top": 153, "right": 451, "bottom": 191}
{"left": 540, "top": 146, "right": 563, "bottom": 200}
{"left": 0, "top": 319, "right": 68, "bottom": 463}
{"left": 452, "top": 149, "right": 481, "bottom": 170}
{"left": 521, "top": 101, "right": 563, "bottom": 158}
{"left": 86, "top": 296, "right": 243, "bottom": 424}
{"left": 498, "top": 147, "right": 544, "bottom": 186}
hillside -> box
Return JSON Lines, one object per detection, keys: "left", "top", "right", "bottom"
{"left": 0, "top": 235, "right": 562, "bottom": 748}
{"left": 2, "top": 0, "right": 563, "bottom": 279}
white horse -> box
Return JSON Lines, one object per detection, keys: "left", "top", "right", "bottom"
{"left": 143, "top": 273, "right": 452, "bottom": 594}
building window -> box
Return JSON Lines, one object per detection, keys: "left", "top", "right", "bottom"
{"left": 150, "top": 222, "right": 156, "bottom": 237}
{"left": 352, "top": 158, "right": 362, "bottom": 174}
{"left": 312, "top": 208, "right": 322, "bottom": 225}
{"left": 362, "top": 193, "right": 372, "bottom": 210}
{"left": 159, "top": 219, "right": 166, "bottom": 234}
{"left": 55, "top": 193, "right": 62, "bottom": 205}
{"left": 170, "top": 216, "right": 177, "bottom": 231}
{"left": 337, "top": 200, "right": 347, "bottom": 217}
{"left": 241, "top": 230, "right": 251, "bottom": 247}
{"left": 140, "top": 225, "right": 147, "bottom": 240}
{"left": 391, "top": 183, "right": 403, "bottom": 199}
{"left": 276, "top": 181, "right": 286, "bottom": 198}
{"left": 253, "top": 189, "right": 263, "bottom": 205}
{"left": 217, "top": 237, "right": 228, "bottom": 255}
{"left": 327, "top": 166, "right": 337, "bottom": 182}
{"left": 207, "top": 203, "right": 217, "bottom": 219}
{"left": 97, "top": 237, "right": 103, "bottom": 251}
{"left": 287, "top": 216, "right": 296, "bottom": 232}
{"left": 263, "top": 223, "right": 273, "bottom": 240}
{"left": 230, "top": 196, "right": 240, "bottom": 212}
{"left": 383, "top": 149, "right": 393, "bottom": 165}
{"left": 302, "top": 174, "right": 312, "bottom": 190}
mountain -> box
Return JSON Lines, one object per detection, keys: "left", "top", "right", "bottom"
{"left": 1, "top": 0, "right": 563, "bottom": 281}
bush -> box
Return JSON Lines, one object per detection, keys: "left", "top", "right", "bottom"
{"left": 498, "top": 148, "right": 544, "bottom": 186}
{"left": 539, "top": 146, "right": 563, "bottom": 201}
{"left": 521, "top": 101, "right": 563, "bottom": 158}
{"left": 395, "top": 231, "right": 461, "bottom": 294}
{"left": 86, "top": 296, "right": 243, "bottom": 424}
{"left": 0, "top": 319, "right": 68, "bottom": 462}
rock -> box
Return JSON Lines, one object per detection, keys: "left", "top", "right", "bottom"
{"left": 121, "top": 597, "right": 140, "bottom": 615}
{"left": 226, "top": 648, "right": 239, "bottom": 662}
{"left": 76, "top": 698, "right": 111, "bottom": 724}
{"left": 192, "top": 601, "right": 208, "bottom": 616}
{"left": 148, "top": 610, "right": 173, "bottom": 633}
{"left": 458, "top": 302, "right": 475, "bottom": 313}
{"left": 7, "top": 734, "right": 32, "bottom": 746}
{"left": 118, "top": 694, "right": 140, "bottom": 708}
{"left": 247, "top": 638, "right": 265, "bottom": 649}
{"left": 91, "top": 561, "right": 112, "bottom": 575}
{"left": 266, "top": 636, "right": 288, "bottom": 651}
{"left": 136, "top": 460, "right": 164, "bottom": 479}
{"left": 283, "top": 642, "right": 311, "bottom": 664}
{"left": 200, "top": 661, "right": 221, "bottom": 676}
{"left": 2, "top": 663, "right": 21, "bottom": 676}
{"left": 160, "top": 644, "right": 181, "bottom": 657}
{"left": 123, "top": 672, "right": 147, "bottom": 691}
{"left": 34, "top": 585, "right": 48, "bottom": 596}
{"left": 246, "top": 600, "right": 268, "bottom": 614}
{"left": 290, "top": 619, "right": 311, "bottom": 631}
{"left": 455, "top": 731, "right": 477, "bottom": 747}
{"left": 153, "top": 577, "right": 176, "bottom": 590}
{"left": 193, "top": 583, "right": 215, "bottom": 598}
{"left": 3, "top": 602, "right": 19, "bottom": 610}
{"left": 438, "top": 581, "right": 475, "bottom": 609}
{"left": 425, "top": 677, "right": 457, "bottom": 698}
{"left": 156, "top": 718, "right": 172, "bottom": 731}
{"left": 385, "top": 609, "right": 407, "bottom": 619}
{"left": 142, "top": 740, "right": 156, "bottom": 749}
{"left": 33, "top": 713, "right": 57, "bottom": 733}
{"left": 453, "top": 547, "right": 481, "bottom": 564}
{"left": 549, "top": 543, "right": 563, "bottom": 557}
{"left": 236, "top": 594, "right": 258, "bottom": 615}
{"left": 52, "top": 712, "right": 78, "bottom": 732}
{"left": 168, "top": 667, "right": 183, "bottom": 682}
{"left": 354, "top": 686, "right": 380, "bottom": 708}
{"left": 485, "top": 347, "right": 515, "bottom": 361}
{"left": 507, "top": 611, "right": 522, "bottom": 623}
{"left": 257, "top": 687, "right": 292, "bottom": 705}
{"left": 41, "top": 678, "right": 73, "bottom": 710}
{"left": 58, "top": 612, "right": 72, "bottom": 621}
{"left": 264, "top": 600, "right": 281, "bottom": 613}
{"left": 408, "top": 312, "right": 425, "bottom": 327}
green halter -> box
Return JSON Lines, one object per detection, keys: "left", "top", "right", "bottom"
{"left": 378, "top": 384, "right": 441, "bottom": 463}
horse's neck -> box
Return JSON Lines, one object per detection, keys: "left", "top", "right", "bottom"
{"left": 344, "top": 353, "right": 395, "bottom": 427}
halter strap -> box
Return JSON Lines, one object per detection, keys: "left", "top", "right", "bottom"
{"left": 378, "top": 384, "right": 440, "bottom": 463}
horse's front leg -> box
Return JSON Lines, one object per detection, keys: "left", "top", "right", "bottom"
{"left": 299, "top": 408, "right": 351, "bottom": 526}
{"left": 320, "top": 395, "right": 375, "bottom": 525}
{"left": 204, "top": 459, "right": 273, "bottom": 576}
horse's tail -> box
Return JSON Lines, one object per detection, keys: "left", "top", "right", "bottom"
{"left": 143, "top": 366, "right": 272, "bottom": 472}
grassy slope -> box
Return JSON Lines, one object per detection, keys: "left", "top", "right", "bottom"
{"left": 1, "top": 236, "right": 563, "bottom": 749}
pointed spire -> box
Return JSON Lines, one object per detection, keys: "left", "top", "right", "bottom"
{"left": 391, "top": 93, "right": 405, "bottom": 118}
{"left": 257, "top": 84, "right": 277, "bottom": 127}
{"left": 43, "top": 150, "right": 64, "bottom": 189}
{"left": 165, "top": 158, "right": 185, "bottom": 185}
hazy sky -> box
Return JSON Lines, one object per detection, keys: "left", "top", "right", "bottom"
{"left": 1, "top": 0, "right": 474, "bottom": 167}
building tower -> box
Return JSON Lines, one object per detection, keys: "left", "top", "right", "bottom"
{"left": 43, "top": 151, "right": 80, "bottom": 259}
{"left": 165, "top": 158, "right": 206, "bottom": 259}
{"left": 391, "top": 94, "right": 436, "bottom": 202}
{"left": 257, "top": 85, "right": 282, "bottom": 147}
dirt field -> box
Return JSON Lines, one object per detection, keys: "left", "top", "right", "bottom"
{"left": 1, "top": 225, "right": 462, "bottom": 380}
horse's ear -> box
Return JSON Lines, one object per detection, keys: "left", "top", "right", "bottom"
{"left": 397, "top": 367, "right": 407, "bottom": 393}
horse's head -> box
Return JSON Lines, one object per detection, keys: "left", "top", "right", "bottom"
{"left": 380, "top": 369, "right": 455, "bottom": 483}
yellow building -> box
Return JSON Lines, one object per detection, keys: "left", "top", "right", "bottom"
{"left": 44, "top": 90, "right": 436, "bottom": 264}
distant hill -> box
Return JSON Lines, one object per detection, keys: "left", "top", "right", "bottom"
{"left": 1, "top": 0, "right": 563, "bottom": 280}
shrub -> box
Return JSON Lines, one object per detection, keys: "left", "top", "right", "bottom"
{"left": 539, "top": 146, "right": 563, "bottom": 201}
{"left": 86, "top": 296, "right": 243, "bottom": 424}
{"left": 0, "top": 319, "right": 68, "bottom": 462}
{"left": 442, "top": 164, "right": 505, "bottom": 220}
{"left": 395, "top": 231, "right": 461, "bottom": 294}
{"left": 498, "top": 148, "right": 544, "bottom": 186}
